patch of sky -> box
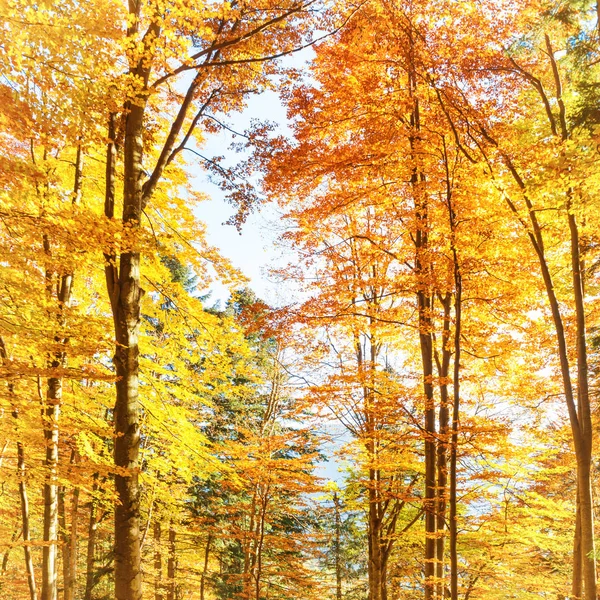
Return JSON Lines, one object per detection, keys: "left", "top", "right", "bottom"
{"left": 188, "top": 49, "right": 315, "bottom": 309}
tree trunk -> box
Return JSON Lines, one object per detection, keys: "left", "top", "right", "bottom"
{"left": 41, "top": 378, "right": 60, "bottom": 600}
{"left": 0, "top": 524, "right": 21, "bottom": 582}
{"left": 333, "top": 493, "right": 343, "bottom": 600}
{"left": 154, "top": 520, "right": 163, "bottom": 600}
{"left": 18, "top": 439, "right": 37, "bottom": 600}
{"left": 419, "top": 290, "right": 436, "bottom": 600}
{"left": 497, "top": 38, "right": 597, "bottom": 599}
{"left": 243, "top": 487, "right": 259, "bottom": 600}
{"left": 58, "top": 487, "right": 69, "bottom": 599}
{"left": 199, "top": 534, "right": 212, "bottom": 600}
{"left": 83, "top": 477, "right": 99, "bottom": 600}
{"left": 567, "top": 207, "right": 596, "bottom": 600}
{"left": 448, "top": 190, "right": 462, "bottom": 600}
{"left": 105, "top": 11, "right": 162, "bottom": 599}
{"left": 501, "top": 154, "right": 595, "bottom": 600}
{"left": 107, "top": 98, "right": 145, "bottom": 600}
{"left": 42, "top": 144, "right": 82, "bottom": 600}
{"left": 65, "top": 485, "right": 79, "bottom": 600}
{"left": 368, "top": 478, "right": 386, "bottom": 600}
{"left": 407, "top": 32, "right": 436, "bottom": 598}
{"left": 0, "top": 338, "right": 37, "bottom": 600}
{"left": 572, "top": 492, "right": 583, "bottom": 599}
{"left": 435, "top": 295, "right": 452, "bottom": 598}
{"left": 166, "top": 523, "right": 176, "bottom": 600}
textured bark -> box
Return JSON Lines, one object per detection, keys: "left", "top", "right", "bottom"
{"left": 112, "top": 101, "right": 144, "bottom": 600}
{"left": 104, "top": 104, "right": 144, "bottom": 597}
{"left": 105, "top": 10, "right": 158, "bottom": 596}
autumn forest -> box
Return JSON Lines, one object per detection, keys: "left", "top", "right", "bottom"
{"left": 1, "top": 0, "right": 599, "bottom": 599}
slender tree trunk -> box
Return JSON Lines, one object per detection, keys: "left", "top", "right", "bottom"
{"left": 496, "top": 39, "right": 597, "bottom": 600}
{"left": 0, "top": 338, "right": 37, "bottom": 600}
{"left": 447, "top": 188, "right": 462, "bottom": 600}
{"left": 435, "top": 295, "right": 451, "bottom": 599}
{"left": 502, "top": 158, "right": 594, "bottom": 600}
{"left": 41, "top": 379, "right": 60, "bottom": 600}
{"left": 0, "top": 524, "right": 21, "bottom": 581}
{"left": 243, "top": 486, "right": 259, "bottom": 600}
{"left": 573, "top": 496, "right": 583, "bottom": 599}
{"left": 166, "top": 523, "right": 176, "bottom": 600}
{"left": 407, "top": 33, "right": 436, "bottom": 598}
{"left": 42, "top": 144, "right": 82, "bottom": 600}
{"left": 65, "top": 485, "right": 79, "bottom": 600}
{"left": 567, "top": 207, "right": 596, "bottom": 600}
{"left": 368, "top": 480, "right": 385, "bottom": 600}
{"left": 419, "top": 289, "right": 436, "bottom": 600}
{"left": 333, "top": 492, "right": 343, "bottom": 600}
{"left": 254, "top": 494, "right": 268, "bottom": 600}
{"left": 83, "top": 477, "right": 99, "bottom": 600}
{"left": 154, "top": 521, "right": 163, "bottom": 600}
{"left": 449, "top": 279, "right": 461, "bottom": 600}
{"left": 18, "top": 439, "right": 37, "bottom": 600}
{"left": 58, "top": 487, "right": 69, "bottom": 599}
{"left": 199, "top": 534, "right": 212, "bottom": 600}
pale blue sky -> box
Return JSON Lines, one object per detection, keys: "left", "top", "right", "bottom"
{"left": 193, "top": 90, "right": 287, "bottom": 306}
{"left": 192, "top": 52, "right": 312, "bottom": 307}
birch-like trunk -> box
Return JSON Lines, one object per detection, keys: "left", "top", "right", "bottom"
{"left": 42, "top": 145, "right": 83, "bottom": 600}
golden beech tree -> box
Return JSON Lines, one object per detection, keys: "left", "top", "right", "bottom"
{"left": 1, "top": 0, "right": 326, "bottom": 598}
{"left": 99, "top": 2, "right": 324, "bottom": 597}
